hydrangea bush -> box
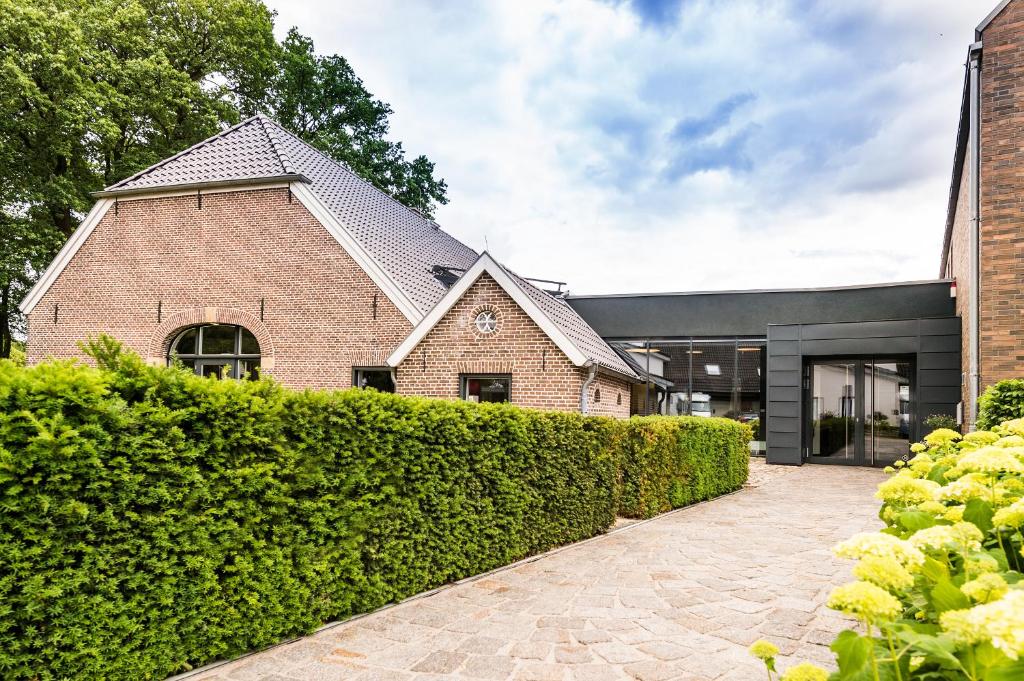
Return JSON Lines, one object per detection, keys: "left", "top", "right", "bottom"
{"left": 751, "top": 423, "right": 1024, "bottom": 680}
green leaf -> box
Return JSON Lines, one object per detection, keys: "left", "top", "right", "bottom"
{"left": 964, "top": 498, "right": 994, "bottom": 534}
{"left": 921, "top": 556, "right": 950, "bottom": 583}
{"left": 927, "top": 464, "right": 950, "bottom": 483}
{"left": 832, "top": 630, "right": 874, "bottom": 680}
{"left": 899, "top": 510, "right": 937, "bottom": 532}
{"left": 984, "top": 660, "right": 1024, "bottom": 681}
{"left": 894, "top": 628, "right": 963, "bottom": 671}
{"left": 930, "top": 579, "right": 970, "bottom": 613}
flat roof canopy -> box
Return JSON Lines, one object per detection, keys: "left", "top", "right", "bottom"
{"left": 568, "top": 280, "right": 956, "bottom": 339}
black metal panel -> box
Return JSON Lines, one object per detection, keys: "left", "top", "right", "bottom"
{"left": 919, "top": 386, "right": 962, "bottom": 404}
{"left": 768, "top": 431, "right": 800, "bottom": 448}
{"left": 768, "top": 355, "right": 801, "bottom": 371}
{"left": 919, "top": 317, "right": 961, "bottom": 335}
{"left": 772, "top": 370, "right": 802, "bottom": 387}
{"left": 798, "top": 320, "right": 920, "bottom": 340}
{"left": 769, "top": 419, "right": 800, "bottom": 433}
{"left": 768, "top": 326, "right": 800, "bottom": 341}
{"left": 919, "top": 352, "right": 961, "bottom": 369}
{"left": 919, "top": 370, "right": 962, "bottom": 387}
{"left": 771, "top": 402, "right": 801, "bottom": 418}
{"left": 765, "top": 317, "right": 961, "bottom": 466}
{"left": 568, "top": 281, "right": 955, "bottom": 339}
{"left": 772, "top": 386, "right": 801, "bottom": 402}
{"left": 767, "top": 447, "right": 802, "bottom": 465}
{"left": 800, "top": 337, "right": 918, "bottom": 356}
{"left": 770, "top": 340, "right": 800, "bottom": 355}
{"left": 921, "top": 335, "right": 961, "bottom": 353}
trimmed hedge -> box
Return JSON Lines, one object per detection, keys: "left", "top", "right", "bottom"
{"left": 616, "top": 416, "right": 750, "bottom": 518}
{"left": 977, "top": 378, "right": 1024, "bottom": 430}
{"left": 0, "top": 339, "right": 748, "bottom": 679}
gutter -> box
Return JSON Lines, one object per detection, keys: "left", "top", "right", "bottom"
{"left": 967, "top": 41, "right": 983, "bottom": 430}
{"left": 579, "top": 362, "right": 598, "bottom": 414}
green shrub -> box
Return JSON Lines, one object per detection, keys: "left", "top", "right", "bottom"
{"left": 977, "top": 378, "right": 1024, "bottom": 430}
{"left": 0, "top": 339, "right": 744, "bottom": 679}
{"left": 4, "top": 341, "right": 24, "bottom": 366}
{"left": 616, "top": 416, "right": 750, "bottom": 518}
{"left": 923, "top": 412, "right": 958, "bottom": 431}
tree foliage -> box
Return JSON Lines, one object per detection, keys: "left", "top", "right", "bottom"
{"left": 261, "top": 29, "right": 449, "bottom": 213}
{"left": 0, "top": 0, "right": 448, "bottom": 358}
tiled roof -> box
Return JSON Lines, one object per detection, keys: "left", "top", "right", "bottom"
{"left": 102, "top": 116, "right": 629, "bottom": 375}
{"left": 502, "top": 266, "right": 637, "bottom": 378}
{"left": 103, "top": 116, "right": 478, "bottom": 314}
{"left": 105, "top": 117, "right": 296, "bottom": 190}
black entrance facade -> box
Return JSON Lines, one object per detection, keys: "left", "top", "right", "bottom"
{"left": 569, "top": 280, "right": 962, "bottom": 467}
{"left": 804, "top": 357, "right": 913, "bottom": 467}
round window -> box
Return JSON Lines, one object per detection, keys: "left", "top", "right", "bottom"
{"left": 474, "top": 310, "right": 498, "bottom": 334}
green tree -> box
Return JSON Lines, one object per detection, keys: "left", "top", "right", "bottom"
{"left": 0, "top": 1, "right": 448, "bottom": 359}
{"left": 0, "top": 0, "right": 279, "bottom": 358}
{"left": 261, "top": 29, "right": 448, "bottom": 217}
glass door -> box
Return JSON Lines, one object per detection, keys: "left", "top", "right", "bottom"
{"left": 865, "top": 361, "right": 912, "bottom": 467}
{"left": 805, "top": 358, "right": 914, "bottom": 467}
{"left": 807, "top": 361, "right": 859, "bottom": 464}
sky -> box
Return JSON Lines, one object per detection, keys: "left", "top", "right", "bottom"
{"left": 266, "top": 0, "right": 988, "bottom": 296}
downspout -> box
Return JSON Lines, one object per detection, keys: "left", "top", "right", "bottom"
{"left": 580, "top": 362, "right": 598, "bottom": 414}
{"left": 968, "top": 43, "right": 982, "bottom": 431}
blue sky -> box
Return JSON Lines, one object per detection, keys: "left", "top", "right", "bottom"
{"left": 267, "top": 0, "right": 987, "bottom": 294}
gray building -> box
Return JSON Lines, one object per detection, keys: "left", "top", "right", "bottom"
{"left": 569, "top": 280, "right": 960, "bottom": 467}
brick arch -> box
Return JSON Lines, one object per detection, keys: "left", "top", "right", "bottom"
{"left": 146, "top": 307, "right": 275, "bottom": 369}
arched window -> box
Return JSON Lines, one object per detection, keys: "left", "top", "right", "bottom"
{"left": 168, "top": 324, "right": 261, "bottom": 379}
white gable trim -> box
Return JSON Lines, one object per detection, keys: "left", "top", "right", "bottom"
{"left": 19, "top": 199, "right": 114, "bottom": 314}
{"left": 289, "top": 183, "right": 422, "bottom": 324}
{"left": 387, "top": 253, "right": 590, "bottom": 368}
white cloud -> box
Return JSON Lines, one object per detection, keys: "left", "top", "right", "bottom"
{"left": 266, "top": 0, "right": 985, "bottom": 294}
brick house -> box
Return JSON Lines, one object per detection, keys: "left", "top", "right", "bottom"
{"left": 19, "top": 115, "right": 636, "bottom": 416}
{"left": 941, "top": 0, "right": 1024, "bottom": 428}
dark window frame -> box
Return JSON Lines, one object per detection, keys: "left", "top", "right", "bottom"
{"left": 460, "top": 373, "right": 512, "bottom": 403}
{"left": 353, "top": 367, "right": 396, "bottom": 393}
{"left": 168, "top": 324, "right": 261, "bottom": 380}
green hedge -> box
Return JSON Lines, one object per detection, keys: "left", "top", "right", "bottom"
{"left": 0, "top": 340, "right": 747, "bottom": 679}
{"left": 616, "top": 416, "right": 750, "bottom": 518}
{"left": 977, "top": 378, "right": 1024, "bottom": 430}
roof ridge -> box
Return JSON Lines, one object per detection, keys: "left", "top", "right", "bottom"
{"left": 258, "top": 116, "right": 446, "bottom": 229}
{"left": 255, "top": 114, "right": 296, "bottom": 175}
{"left": 104, "top": 116, "right": 264, "bottom": 191}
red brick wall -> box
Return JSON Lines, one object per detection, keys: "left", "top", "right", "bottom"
{"left": 394, "top": 273, "right": 631, "bottom": 416}
{"left": 586, "top": 372, "right": 632, "bottom": 418}
{"left": 978, "top": 2, "right": 1024, "bottom": 391}
{"left": 25, "top": 187, "right": 412, "bottom": 389}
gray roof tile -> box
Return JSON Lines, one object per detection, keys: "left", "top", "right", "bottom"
{"left": 103, "top": 115, "right": 630, "bottom": 376}
{"left": 503, "top": 266, "right": 637, "bottom": 378}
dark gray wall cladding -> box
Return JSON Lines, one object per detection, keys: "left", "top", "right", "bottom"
{"left": 766, "top": 317, "right": 962, "bottom": 466}
{"left": 767, "top": 324, "right": 803, "bottom": 465}
{"left": 568, "top": 281, "right": 955, "bottom": 339}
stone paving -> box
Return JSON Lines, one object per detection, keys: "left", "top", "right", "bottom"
{"left": 188, "top": 461, "right": 885, "bottom": 681}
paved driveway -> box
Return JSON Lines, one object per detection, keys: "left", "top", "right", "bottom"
{"left": 189, "top": 462, "right": 884, "bottom": 681}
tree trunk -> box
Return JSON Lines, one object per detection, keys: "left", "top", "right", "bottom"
{"left": 0, "top": 284, "right": 11, "bottom": 359}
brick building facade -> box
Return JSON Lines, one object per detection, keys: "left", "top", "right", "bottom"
{"left": 392, "top": 269, "right": 631, "bottom": 418}
{"left": 20, "top": 115, "right": 637, "bottom": 414}
{"left": 942, "top": 0, "right": 1024, "bottom": 427}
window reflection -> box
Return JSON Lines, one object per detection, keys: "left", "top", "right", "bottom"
{"left": 611, "top": 338, "right": 767, "bottom": 454}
